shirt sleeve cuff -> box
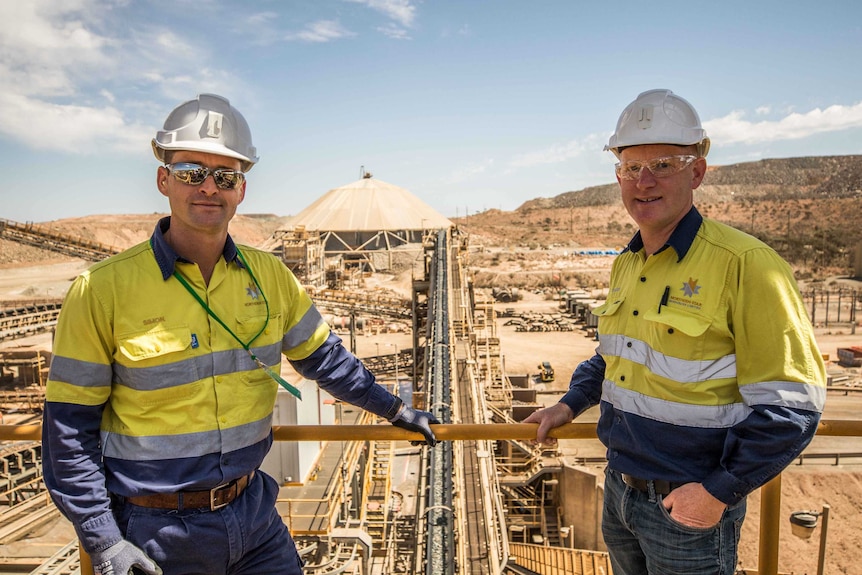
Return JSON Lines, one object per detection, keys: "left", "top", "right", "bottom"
{"left": 79, "top": 510, "right": 124, "bottom": 554}
{"left": 362, "top": 382, "right": 402, "bottom": 419}
{"left": 701, "top": 468, "right": 751, "bottom": 506}
{"left": 559, "top": 387, "right": 594, "bottom": 419}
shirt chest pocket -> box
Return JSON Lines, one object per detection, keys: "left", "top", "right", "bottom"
{"left": 592, "top": 297, "right": 625, "bottom": 320}
{"left": 236, "top": 312, "right": 281, "bottom": 342}
{"left": 119, "top": 326, "right": 193, "bottom": 361}
{"left": 116, "top": 326, "right": 200, "bottom": 397}
{"left": 643, "top": 307, "right": 711, "bottom": 338}
{"left": 642, "top": 306, "right": 712, "bottom": 364}
{"left": 592, "top": 297, "right": 626, "bottom": 337}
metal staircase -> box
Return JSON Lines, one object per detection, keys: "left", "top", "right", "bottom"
{"left": 363, "top": 439, "right": 394, "bottom": 550}
{"left": 27, "top": 540, "right": 80, "bottom": 575}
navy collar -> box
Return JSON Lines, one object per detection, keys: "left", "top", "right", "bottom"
{"left": 622, "top": 206, "right": 703, "bottom": 262}
{"left": 150, "top": 216, "right": 242, "bottom": 280}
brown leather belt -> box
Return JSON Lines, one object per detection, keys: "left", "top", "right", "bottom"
{"left": 124, "top": 472, "right": 254, "bottom": 511}
{"left": 621, "top": 473, "right": 684, "bottom": 496}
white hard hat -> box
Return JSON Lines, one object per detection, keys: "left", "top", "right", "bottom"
{"left": 152, "top": 94, "right": 259, "bottom": 171}
{"left": 605, "top": 89, "right": 710, "bottom": 158}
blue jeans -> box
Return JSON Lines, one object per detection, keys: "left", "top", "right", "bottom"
{"left": 116, "top": 471, "right": 303, "bottom": 575}
{"left": 602, "top": 468, "right": 746, "bottom": 575}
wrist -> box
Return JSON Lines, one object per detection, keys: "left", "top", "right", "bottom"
{"left": 384, "top": 397, "right": 404, "bottom": 421}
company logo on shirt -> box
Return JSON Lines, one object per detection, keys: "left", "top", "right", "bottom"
{"left": 681, "top": 278, "right": 701, "bottom": 298}
{"left": 246, "top": 283, "right": 260, "bottom": 300}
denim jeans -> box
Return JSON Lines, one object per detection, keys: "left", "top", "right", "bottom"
{"left": 602, "top": 468, "right": 746, "bottom": 575}
{"left": 116, "top": 471, "right": 303, "bottom": 575}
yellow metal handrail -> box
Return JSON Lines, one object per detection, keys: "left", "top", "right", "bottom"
{"left": 9, "top": 420, "right": 858, "bottom": 442}
{"left": 509, "top": 541, "right": 613, "bottom": 574}
{"left": 2, "top": 419, "right": 860, "bottom": 575}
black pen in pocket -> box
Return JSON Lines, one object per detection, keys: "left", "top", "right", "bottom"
{"left": 658, "top": 285, "right": 670, "bottom": 314}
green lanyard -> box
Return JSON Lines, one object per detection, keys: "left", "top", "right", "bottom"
{"left": 171, "top": 248, "right": 302, "bottom": 399}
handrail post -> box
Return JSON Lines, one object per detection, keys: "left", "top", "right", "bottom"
{"left": 758, "top": 474, "right": 781, "bottom": 575}
{"left": 79, "top": 541, "right": 94, "bottom": 575}
{"left": 816, "top": 504, "right": 830, "bottom": 575}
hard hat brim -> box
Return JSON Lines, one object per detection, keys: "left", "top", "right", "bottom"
{"left": 152, "top": 139, "right": 257, "bottom": 172}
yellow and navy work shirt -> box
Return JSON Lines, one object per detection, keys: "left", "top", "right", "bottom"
{"left": 42, "top": 217, "right": 399, "bottom": 553}
{"left": 560, "top": 207, "right": 825, "bottom": 505}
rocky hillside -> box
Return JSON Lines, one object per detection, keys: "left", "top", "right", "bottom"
{"left": 517, "top": 155, "right": 862, "bottom": 211}
{"left": 457, "top": 155, "right": 862, "bottom": 276}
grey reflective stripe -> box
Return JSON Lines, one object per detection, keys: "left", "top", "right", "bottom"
{"left": 601, "top": 379, "right": 752, "bottom": 428}
{"left": 113, "top": 341, "right": 283, "bottom": 391}
{"left": 211, "top": 342, "right": 281, "bottom": 374}
{"left": 113, "top": 355, "right": 206, "bottom": 391}
{"left": 222, "top": 417, "right": 273, "bottom": 453}
{"left": 250, "top": 341, "right": 282, "bottom": 367}
{"left": 49, "top": 355, "right": 112, "bottom": 387}
{"left": 282, "top": 306, "right": 325, "bottom": 351}
{"left": 211, "top": 348, "right": 252, "bottom": 377}
{"left": 101, "top": 416, "right": 272, "bottom": 460}
{"left": 599, "top": 334, "right": 737, "bottom": 383}
{"left": 740, "top": 380, "right": 826, "bottom": 412}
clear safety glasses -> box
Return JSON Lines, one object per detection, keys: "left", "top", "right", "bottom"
{"left": 165, "top": 163, "right": 245, "bottom": 190}
{"left": 615, "top": 154, "right": 698, "bottom": 181}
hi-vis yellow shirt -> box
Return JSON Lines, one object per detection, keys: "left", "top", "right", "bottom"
{"left": 43, "top": 220, "right": 398, "bottom": 552}
{"left": 580, "top": 211, "right": 826, "bottom": 504}
{"left": 46, "top": 238, "right": 330, "bottom": 459}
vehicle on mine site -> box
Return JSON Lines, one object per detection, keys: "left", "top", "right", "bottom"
{"left": 538, "top": 361, "right": 555, "bottom": 382}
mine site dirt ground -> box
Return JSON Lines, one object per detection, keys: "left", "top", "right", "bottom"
{"left": 2, "top": 250, "right": 862, "bottom": 574}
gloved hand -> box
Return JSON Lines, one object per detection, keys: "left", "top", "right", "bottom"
{"left": 389, "top": 400, "right": 440, "bottom": 447}
{"left": 91, "top": 539, "right": 162, "bottom": 575}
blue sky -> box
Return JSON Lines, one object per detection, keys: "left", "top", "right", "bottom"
{"left": 2, "top": 0, "right": 861, "bottom": 224}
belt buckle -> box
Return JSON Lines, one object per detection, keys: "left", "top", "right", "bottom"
{"left": 209, "top": 481, "right": 233, "bottom": 511}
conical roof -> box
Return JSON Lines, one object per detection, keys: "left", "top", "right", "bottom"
{"left": 285, "top": 177, "right": 452, "bottom": 231}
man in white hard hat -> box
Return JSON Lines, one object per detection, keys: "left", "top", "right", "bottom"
{"left": 42, "top": 94, "right": 438, "bottom": 575}
{"left": 525, "top": 89, "right": 826, "bottom": 574}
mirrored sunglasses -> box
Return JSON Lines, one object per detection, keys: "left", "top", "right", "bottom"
{"left": 165, "top": 163, "right": 245, "bottom": 190}
{"left": 615, "top": 155, "right": 697, "bottom": 181}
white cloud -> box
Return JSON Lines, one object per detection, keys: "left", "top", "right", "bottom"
{"left": 244, "top": 11, "right": 284, "bottom": 46}
{"left": 378, "top": 23, "right": 412, "bottom": 40}
{"left": 705, "top": 101, "right": 862, "bottom": 146}
{"left": 510, "top": 133, "right": 606, "bottom": 168}
{"left": 346, "top": 0, "right": 417, "bottom": 28}
{"left": 444, "top": 158, "right": 495, "bottom": 184}
{"left": 286, "top": 20, "right": 355, "bottom": 43}
{"left": 149, "top": 29, "right": 201, "bottom": 59}
{"left": 0, "top": 91, "right": 151, "bottom": 154}
{"left": 247, "top": 11, "right": 279, "bottom": 26}
{"left": 0, "top": 1, "right": 137, "bottom": 153}
{"left": 0, "top": 1, "right": 238, "bottom": 155}
{"left": 0, "top": 1, "right": 112, "bottom": 98}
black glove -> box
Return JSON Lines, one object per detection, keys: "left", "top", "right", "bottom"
{"left": 91, "top": 539, "right": 162, "bottom": 575}
{"left": 388, "top": 399, "right": 439, "bottom": 447}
